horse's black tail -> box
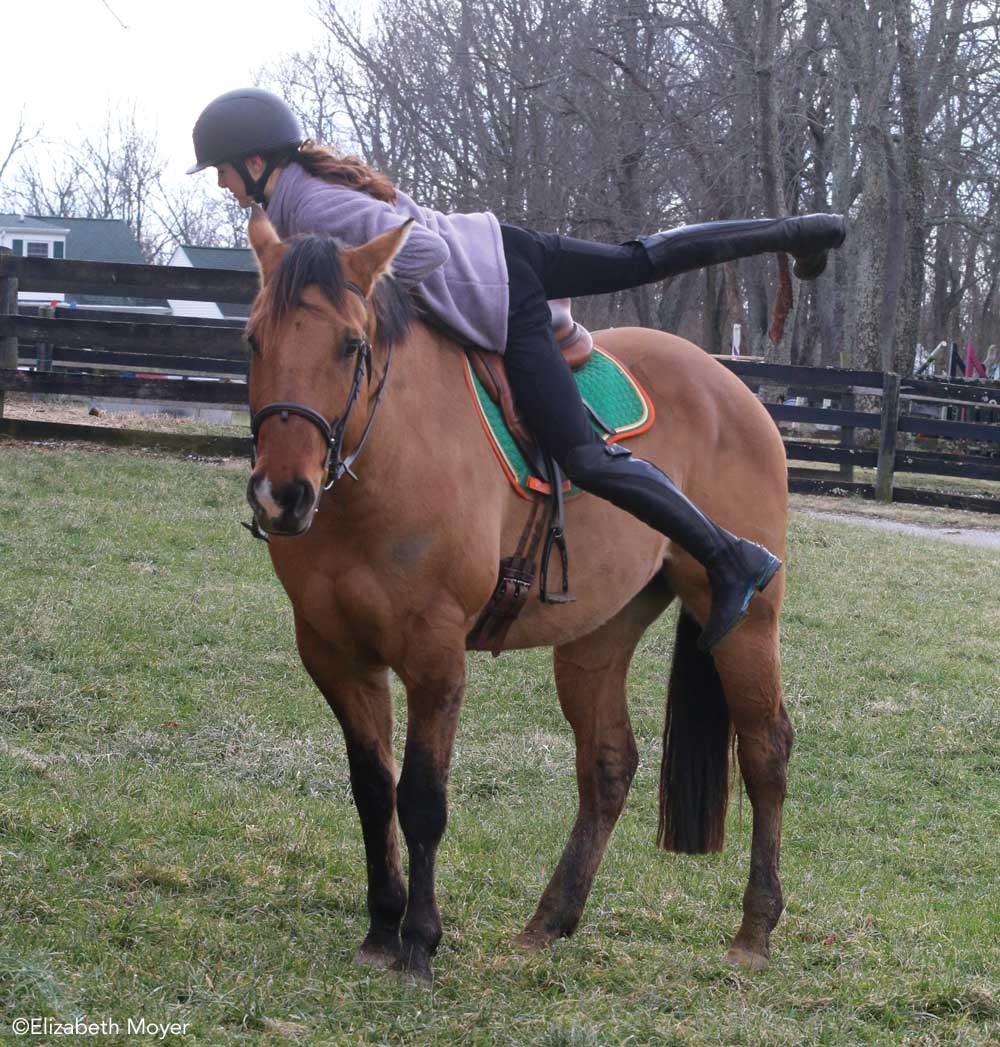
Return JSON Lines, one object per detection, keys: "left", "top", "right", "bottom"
{"left": 657, "top": 609, "right": 731, "bottom": 853}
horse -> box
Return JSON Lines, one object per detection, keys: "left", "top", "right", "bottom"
{"left": 242, "top": 208, "right": 793, "bottom": 984}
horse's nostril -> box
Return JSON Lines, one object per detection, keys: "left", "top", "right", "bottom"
{"left": 290, "top": 479, "right": 314, "bottom": 516}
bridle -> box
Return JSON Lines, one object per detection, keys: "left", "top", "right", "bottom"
{"left": 245, "top": 280, "right": 393, "bottom": 539}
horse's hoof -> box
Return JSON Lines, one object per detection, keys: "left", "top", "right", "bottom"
{"left": 389, "top": 956, "right": 433, "bottom": 989}
{"left": 514, "top": 928, "right": 555, "bottom": 951}
{"left": 723, "top": 944, "right": 769, "bottom": 971}
{"left": 355, "top": 941, "right": 400, "bottom": 970}
{"left": 390, "top": 943, "right": 434, "bottom": 989}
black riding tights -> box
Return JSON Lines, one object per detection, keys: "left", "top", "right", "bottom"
{"left": 500, "top": 223, "right": 655, "bottom": 467}
{"left": 498, "top": 223, "right": 730, "bottom": 565}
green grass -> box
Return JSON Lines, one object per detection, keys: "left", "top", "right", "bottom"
{"left": 1, "top": 443, "right": 998, "bottom": 1046}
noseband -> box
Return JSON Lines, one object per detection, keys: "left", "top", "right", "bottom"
{"left": 248, "top": 279, "right": 394, "bottom": 493}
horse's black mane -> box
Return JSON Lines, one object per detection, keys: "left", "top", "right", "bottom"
{"left": 250, "top": 234, "right": 413, "bottom": 350}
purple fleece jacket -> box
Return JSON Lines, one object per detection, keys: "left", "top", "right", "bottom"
{"left": 267, "top": 162, "right": 509, "bottom": 352}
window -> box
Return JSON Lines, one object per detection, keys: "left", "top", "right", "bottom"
{"left": 53, "top": 242, "right": 64, "bottom": 259}
{"left": 26, "top": 242, "right": 50, "bottom": 258}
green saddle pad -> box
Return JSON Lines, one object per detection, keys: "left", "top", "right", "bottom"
{"left": 464, "top": 345, "right": 654, "bottom": 498}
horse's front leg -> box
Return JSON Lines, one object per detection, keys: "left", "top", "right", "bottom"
{"left": 294, "top": 614, "right": 406, "bottom": 968}
{"left": 393, "top": 642, "right": 467, "bottom": 985}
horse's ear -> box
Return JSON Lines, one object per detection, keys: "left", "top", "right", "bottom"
{"left": 343, "top": 219, "right": 414, "bottom": 297}
{"left": 248, "top": 205, "right": 284, "bottom": 279}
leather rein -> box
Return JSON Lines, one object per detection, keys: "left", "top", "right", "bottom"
{"left": 245, "top": 280, "right": 393, "bottom": 540}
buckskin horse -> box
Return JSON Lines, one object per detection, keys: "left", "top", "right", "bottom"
{"left": 242, "top": 208, "right": 793, "bottom": 983}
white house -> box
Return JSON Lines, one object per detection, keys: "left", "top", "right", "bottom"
{"left": 0, "top": 215, "right": 70, "bottom": 303}
{"left": 0, "top": 213, "right": 168, "bottom": 313}
{"left": 166, "top": 244, "right": 256, "bottom": 321}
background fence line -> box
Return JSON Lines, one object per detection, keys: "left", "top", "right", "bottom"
{"left": 2, "top": 252, "right": 998, "bottom": 513}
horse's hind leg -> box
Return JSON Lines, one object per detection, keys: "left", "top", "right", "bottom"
{"left": 520, "top": 578, "right": 673, "bottom": 946}
{"left": 294, "top": 614, "right": 407, "bottom": 969}
{"left": 712, "top": 615, "right": 793, "bottom": 970}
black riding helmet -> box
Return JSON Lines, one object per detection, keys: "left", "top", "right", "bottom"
{"left": 187, "top": 87, "right": 303, "bottom": 204}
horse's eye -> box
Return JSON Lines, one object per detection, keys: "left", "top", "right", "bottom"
{"left": 244, "top": 332, "right": 260, "bottom": 355}
{"left": 343, "top": 336, "right": 366, "bottom": 358}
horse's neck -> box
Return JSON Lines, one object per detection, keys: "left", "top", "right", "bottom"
{"left": 343, "top": 325, "right": 482, "bottom": 513}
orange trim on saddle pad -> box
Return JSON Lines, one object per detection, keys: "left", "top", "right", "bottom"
{"left": 464, "top": 344, "right": 656, "bottom": 500}
{"left": 463, "top": 358, "right": 530, "bottom": 497}
{"left": 527, "top": 476, "right": 572, "bottom": 496}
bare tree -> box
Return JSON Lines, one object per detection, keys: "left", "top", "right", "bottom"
{"left": 754, "top": 0, "right": 794, "bottom": 357}
{"left": 0, "top": 109, "right": 40, "bottom": 194}
{"left": 74, "top": 106, "right": 165, "bottom": 258}
{"left": 155, "top": 182, "right": 249, "bottom": 251}
{"left": 9, "top": 155, "right": 84, "bottom": 218}
{"left": 13, "top": 0, "right": 989, "bottom": 368}
{"left": 8, "top": 104, "right": 170, "bottom": 261}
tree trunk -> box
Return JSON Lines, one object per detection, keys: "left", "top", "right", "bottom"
{"left": 891, "top": 0, "right": 926, "bottom": 375}
{"left": 754, "top": 0, "right": 794, "bottom": 360}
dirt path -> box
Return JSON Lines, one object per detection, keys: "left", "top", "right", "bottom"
{"left": 801, "top": 510, "right": 1000, "bottom": 550}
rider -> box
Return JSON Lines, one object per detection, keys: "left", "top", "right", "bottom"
{"left": 189, "top": 87, "right": 847, "bottom": 651}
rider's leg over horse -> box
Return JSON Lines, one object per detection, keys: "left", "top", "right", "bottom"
{"left": 628, "top": 214, "right": 846, "bottom": 281}
{"left": 499, "top": 222, "right": 837, "bottom": 648}
{"left": 499, "top": 213, "right": 846, "bottom": 299}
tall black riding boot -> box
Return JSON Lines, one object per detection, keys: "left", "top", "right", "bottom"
{"left": 563, "top": 443, "right": 781, "bottom": 652}
{"left": 628, "top": 213, "right": 847, "bottom": 281}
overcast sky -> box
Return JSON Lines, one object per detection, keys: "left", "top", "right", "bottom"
{"left": 3, "top": 0, "right": 326, "bottom": 186}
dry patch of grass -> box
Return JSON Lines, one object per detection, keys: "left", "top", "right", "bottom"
{"left": 3, "top": 392, "right": 250, "bottom": 437}
{"left": 789, "top": 490, "right": 1000, "bottom": 531}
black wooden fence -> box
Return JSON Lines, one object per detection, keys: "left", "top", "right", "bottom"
{"left": 0, "top": 251, "right": 254, "bottom": 457}
{"left": 720, "top": 359, "right": 1000, "bottom": 514}
{"left": 2, "top": 251, "right": 999, "bottom": 513}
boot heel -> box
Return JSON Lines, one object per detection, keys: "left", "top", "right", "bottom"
{"left": 754, "top": 555, "right": 782, "bottom": 592}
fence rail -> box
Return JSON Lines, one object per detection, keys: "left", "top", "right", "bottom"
{"left": 4, "top": 314, "right": 247, "bottom": 358}
{"left": 0, "top": 368, "right": 248, "bottom": 404}
{"left": 3, "top": 254, "right": 258, "bottom": 303}
{"left": 2, "top": 252, "right": 999, "bottom": 513}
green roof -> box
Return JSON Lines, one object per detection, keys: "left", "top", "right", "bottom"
{"left": 180, "top": 245, "right": 256, "bottom": 272}
{"left": 57, "top": 217, "right": 146, "bottom": 264}
{"left": 0, "top": 214, "right": 67, "bottom": 233}
{"left": 1, "top": 213, "right": 145, "bottom": 264}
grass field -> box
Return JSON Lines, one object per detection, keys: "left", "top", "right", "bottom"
{"left": 0, "top": 443, "right": 998, "bottom": 1046}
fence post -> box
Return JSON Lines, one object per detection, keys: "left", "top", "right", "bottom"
{"left": 839, "top": 389, "right": 855, "bottom": 482}
{"left": 875, "top": 371, "right": 901, "bottom": 502}
{"left": 37, "top": 304, "right": 54, "bottom": 372}
{"left": 0, "top": 247, "right": 18, "bottom": 421}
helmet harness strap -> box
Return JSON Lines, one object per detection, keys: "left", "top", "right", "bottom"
{"left": 233, "top": 155, "right": 284, "bottom": 206}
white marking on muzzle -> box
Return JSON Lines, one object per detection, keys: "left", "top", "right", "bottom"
{"left": 255, "top": 476, "right": 283, "bottom": 520}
